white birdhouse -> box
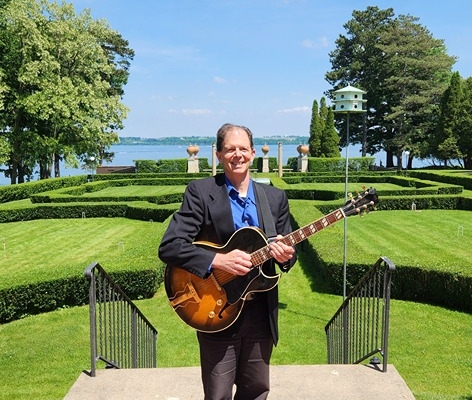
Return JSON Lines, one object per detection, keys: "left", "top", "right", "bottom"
{"left": 333, "top": 85, "right": 367, "bottom": 113}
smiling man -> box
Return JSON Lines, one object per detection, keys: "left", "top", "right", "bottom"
{"left": 159, "top": 123, "right": 296, "bottom": 400}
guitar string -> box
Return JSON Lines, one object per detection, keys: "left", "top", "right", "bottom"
{"left": 206, "top": 192, "right": 374, "bottom": 285}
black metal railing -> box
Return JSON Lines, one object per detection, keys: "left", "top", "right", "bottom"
{"left": 84, "top": 262, "right": 158, "bottom": 377}
{"left": 325, "top": 256, "right": 395, "bottom": 372}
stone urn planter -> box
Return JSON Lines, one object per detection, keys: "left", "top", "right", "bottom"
{"left": 297, "top": 144, "right": 309, "bottom": 156}
{"left": 187, "top": 144, "right": 200, "bottom": 157}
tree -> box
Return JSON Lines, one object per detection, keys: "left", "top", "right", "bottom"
{"left": 458, "top": 77, "right": 472, "bottom": 169}
{"left": 308, "top": 100, "right": 322, "bottom": 156}
{"left": 325, "top": 6, "right": 456, "bottom": 168}
{"left": 0, "top": 0, "right": 133, "bottom": 183}
{"left": 434, "top": 73, "right": 472, "bottom": 169}
{"left": 326, "top": 7, "right": 394, "bottom": 159}
{"left": 320, "top": 107, "right": 340, "bottom": 158}
{"left": 433, "top": 72, "right": 463, "bottom": 166}
{"left": 377, "top": 14, "right": 456, "bottom": 169}
{"left": 308, "top": 97, "right": 339, "bottom": 157}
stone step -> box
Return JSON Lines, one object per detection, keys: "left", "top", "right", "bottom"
{"left": 64, "top": 364, "right": 416, "bottom": 400}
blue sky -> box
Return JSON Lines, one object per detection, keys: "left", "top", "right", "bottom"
{"left": 72, "top": 0, "right": 472, "bottom": 139}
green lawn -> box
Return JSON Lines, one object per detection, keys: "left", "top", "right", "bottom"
{"left": 314, "top": 208, "right": 471, "bottom": 274}
{"left": 0, "top": 200, "right": 471, "bottom": 399}
{"left": 0, "top": 218, "right": 162, "bottom": 289}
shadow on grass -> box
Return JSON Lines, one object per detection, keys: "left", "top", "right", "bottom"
{"left": 278, "top": 301, "right": 329, "bottom": 323}
{"left": 290, "top": 212, "right": 334, "bottom": 295}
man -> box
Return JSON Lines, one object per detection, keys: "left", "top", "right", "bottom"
{"left": 158, "top": 123, "right": 296, "bottom": 400}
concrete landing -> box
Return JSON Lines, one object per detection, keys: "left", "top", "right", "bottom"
{"left": 64, "top": 364, "right": 416, "bottom": 400}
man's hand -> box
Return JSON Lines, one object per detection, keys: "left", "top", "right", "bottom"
{"left": 212, "top": 249, "right": 253, "bottom": 276}
{"left": 269, "top": 235, "right": 295, "bottom": 264}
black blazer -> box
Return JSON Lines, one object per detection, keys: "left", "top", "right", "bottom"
{"left": 158, "top": 173, "right": 296, "bottom": 344}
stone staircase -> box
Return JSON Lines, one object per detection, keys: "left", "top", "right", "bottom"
{"left": 64, "top": 364, "right": 416, "bottom": 400}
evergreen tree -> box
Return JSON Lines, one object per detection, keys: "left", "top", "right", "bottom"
{"left": 320, "top": 107, "right": 340, "bottom": 157}
{"left": 458, "top": 77, "right": 472, "bottom": 169}
{"left": 308, "top": 99, "right": 322, "bottom": 156}
{"left": 433, "top": 72, "right": 463, "bottom": 166}
{"left": 308, "top": 97, "right": 340, "bottom": 158}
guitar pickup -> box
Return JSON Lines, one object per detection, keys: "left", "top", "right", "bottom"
{"left": 169, "top": 282, "right": 202, "bottom": 307}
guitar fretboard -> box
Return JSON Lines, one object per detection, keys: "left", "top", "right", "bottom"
{"left": 250, "top": 208, "right": 345, "bottom": 267}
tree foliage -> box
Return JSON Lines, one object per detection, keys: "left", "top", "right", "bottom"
{"left": 433, "top": 73, "right": 472, "bottom": 169}
{"left": 0, "top": 0, "right": 134, "bottom": 183}
{"left": 325, "top": 6, "right": 456, "bottom": 169}
{"left": 308, "top": 99, "right": 321, "bottom": 156}
{"left": 308, "top": 97, "right": 339, "bottom": 157}
{"left": 433, "top": 72, "right": 463, "bottom": 165}
{"left": 458, "top": 77, "right": 472, "bottom": 169}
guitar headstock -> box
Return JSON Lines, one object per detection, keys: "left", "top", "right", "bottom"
{"left": 342, "top": 187, "right": 378, "bottom": 217}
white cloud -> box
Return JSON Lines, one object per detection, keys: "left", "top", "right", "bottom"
{"left": 276, "top": 106, "right": 310, "bottom": 114}
{"left": 181, "top": 109, "right": 212, "bottom": 115}
{"left": 301, "top": 37, "right": 329, "bottom": 49}
{"left": 213, "top": 76, "right": 227, "bottom": 84}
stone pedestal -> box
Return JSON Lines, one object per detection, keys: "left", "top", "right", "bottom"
{"left": 297, "top": 155, "right": 308, "bottom": 172}
{"left": 261, "top": 144, "right": 270, "bottom": 173}
{"left": 186, "top": 145, "right": 200, "bottom": 173}
{"left": 262, "top": 156, "right": 269, "bottom": 173}
{"left": 297, "top": 144, "right": 309, "bottom": 172}
{"left": 187, "top": 157, "right": 199, "bottom": 173}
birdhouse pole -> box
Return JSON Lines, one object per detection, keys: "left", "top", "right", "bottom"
{"left": 332, "top": 85, "right": 367, "bottom": 301}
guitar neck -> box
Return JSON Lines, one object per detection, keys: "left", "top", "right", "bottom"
{"left": 251, "top": 208, "right": 345, "bottom": 266}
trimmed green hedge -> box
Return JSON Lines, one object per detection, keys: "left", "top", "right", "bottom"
{"left": 410, "top": 170, "right": 472, "bottom": 190}
{"left": 285, "top": 156, "right": 375, "bottom": 172}
{"left": 0, "top": 202, "right": 178, "bottom": 223}
{"left": 318, "top": 261, "right": 472, "bottom": 313}
{"left": 135, "top": 158, "right": 212, "bottom": 173}
{"left": 0, "top": 269, "right": 160, "bottom": 323}
{"left": 308, "top": 156, "right": 375, "bottom": 172}
{"left": 0, "top": 176, "right": 86, "bottom": 203}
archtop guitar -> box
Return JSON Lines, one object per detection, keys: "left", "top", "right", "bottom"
{"left": 165, "top": 187, "right": 378, "bottom": 332}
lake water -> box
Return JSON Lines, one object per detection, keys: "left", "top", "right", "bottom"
{"left": 0, "top": 143, "right": 421, "bottom": 186}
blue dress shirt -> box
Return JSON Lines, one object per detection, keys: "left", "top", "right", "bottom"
{"left": 225, "top": 176, "right": 260, "bottom": 230}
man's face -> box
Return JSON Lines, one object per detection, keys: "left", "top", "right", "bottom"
{"left": 216, "top": 128, "right": 255, "bottom": 176}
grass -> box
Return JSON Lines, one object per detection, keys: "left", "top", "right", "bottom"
{"left": 0, "top": 198, "right": 471, "bottom": 399}
{"left": 0, "top": 218, "right": 162, "bottom": 289}
{"left": 325, "top": 209, "right": 471, "bottom": 274}
{"left": 84, "top": 185, "right": 187, "bottom": 197}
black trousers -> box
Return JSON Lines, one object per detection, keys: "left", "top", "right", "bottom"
{"left": 197, "top": 297, "right": 274, "bottom": 400}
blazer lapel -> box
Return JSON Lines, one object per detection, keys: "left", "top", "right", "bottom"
{"left": 207, "top": 175, "right": 234, "bottom": 244}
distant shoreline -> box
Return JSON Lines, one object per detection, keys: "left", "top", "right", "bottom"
{"left": 118, "top": 135, "right": 309, "bottom": 146}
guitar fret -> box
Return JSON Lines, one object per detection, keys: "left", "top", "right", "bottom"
{"left": 252, "top": 246, "right": 271, "bottom": 266}
{"left": 251, "top": 204, "right": 354, "bottom": 266}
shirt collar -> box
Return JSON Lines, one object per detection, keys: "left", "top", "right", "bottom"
{"left": 225, "top": 176, "right": 256, "bottom": 204}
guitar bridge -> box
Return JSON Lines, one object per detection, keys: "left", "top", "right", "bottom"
{"left": 169, "top": 281, "right": 201, "bottom": 307}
